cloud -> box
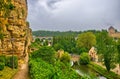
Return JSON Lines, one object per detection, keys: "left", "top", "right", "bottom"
{"left": 27, "top": 0, "right": 120, "bottom": 31}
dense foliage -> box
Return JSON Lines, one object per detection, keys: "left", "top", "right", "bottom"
{"left": 6, "top": 56, "right": 18, "bottom": 69}
{"left": 31, "top": 29, "right": 120, "bottom": 78}
{"left": 53, "top": 35, "right": 89, "bottom": 54}
{"left": 29, "top": 58, "right": 54, "bottom": 79}
{"left": 29, "top": 46, "right": 80, "bottom": 79}
{"left": 0, "top": 55, "right": 18, "bottom": 70}
{"left": 77, "top": 32, "right": 96, "bottom": 50}
{"left": 0, "top": 55, "right": 5, "bottom": 70}
{"left": 79, "top": 53, "right": 90, "bottom": 65}
{"left": 30, "top": 38, "right": 41, "bottom": 49}
{"left": 0, "top": 62, "right": 5, "bottom": 70}
{"left": 29, "top": 58, "right": 80, "bottom": 79}
{"left": 60, "top": 52, "right": 71, "bottom": 63}
{"left": 53, "top": 36, "right": 82, "bottom": 54}
{"left": 31, "top": 46, "right": 56, "bottom": 64}
{"left": 96, "top": 31, "right": 117, "bottom": 72}
{"left": 32, "top": 30, "right": 101, "bottom": 37}
{"left": 117, "top": 39, "right": 120, "bottom": 69}
{"left": 33, "top": 30, "right": 81, "bottom": 37}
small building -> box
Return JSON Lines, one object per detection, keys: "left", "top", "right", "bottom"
{"left": 89, "top": 47, "right": 98, "bottom": 62}
{"left": 108, "top": 26, "right": 120, "bottom": 38}
{"left": 34, "top": 36, "right": 53, "bottom": 46}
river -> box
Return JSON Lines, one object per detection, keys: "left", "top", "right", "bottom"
{"left": 73, "top": 65, "right": 106, "bottom": 79}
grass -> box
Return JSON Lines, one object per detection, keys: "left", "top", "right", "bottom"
{"left": 88, "top": 62, "right": 120, "bottom": 79}
{"left": 0, "top": 66, "right": 18, "bottom": 79}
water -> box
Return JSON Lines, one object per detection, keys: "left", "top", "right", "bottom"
{"left": 73, "top": 65, "right": 106, "bottom": 79}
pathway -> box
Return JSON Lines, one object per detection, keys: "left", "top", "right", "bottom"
{"left": 12, "top": 53, "right": 30, "bottom": 79}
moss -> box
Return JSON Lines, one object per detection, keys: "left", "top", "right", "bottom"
{"left": 0, "top": 0, "right": 15, "bottom": 18}
{"left": 22, "top": 8, "right": 25, "bottom": 16}
{"left": 0, "top": 62, "right": 5, "bottom": 70}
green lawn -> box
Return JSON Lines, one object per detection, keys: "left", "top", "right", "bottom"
{"left": 0, "top": 66, "right": 17, "bottom": 79}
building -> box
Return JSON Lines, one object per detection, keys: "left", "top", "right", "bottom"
{"left": 34, "top": 36, "right": 53, "bottom": 46}
{"left": 108, "top": 26, "right": 120, "bottom": 38}
{"left": 89, "top": 47, "right": 98, "bottom": 62}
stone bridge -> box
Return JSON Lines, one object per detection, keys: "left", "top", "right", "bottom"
{"left": 70, "top": 54, "right": 80, "bottom": 66}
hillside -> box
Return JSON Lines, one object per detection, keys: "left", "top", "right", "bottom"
{"left": 32, "top": 30, "right": 102, "bottom": 37}
{"left": 33, "top": 30, "right": 82, "bottom": 37}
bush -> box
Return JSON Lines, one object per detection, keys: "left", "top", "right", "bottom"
{"left": 0, "top": 55, "right": 6, "bottom": 70}
{"left": 0, "top": 55, "right": 6, "bottom": 64}
{"left": 60, "top": 52, "right": 71, "bottom": 63}
{"left": 31, "top": 46, "right": 56, "bottom": 64}
{"left": 79, "top": 52, "right": 90, "bottom": 65}
{"left": 29, "top": 58, "right": 80, "bottom": 79}
{"left": 6, "top": 56, "right": 18, "bottom": 69}
{"left": 29, "top": 58, "right": 54, "bottom": 79}
{"left": 0, "top": 62, "right": 5, "bottom": 70}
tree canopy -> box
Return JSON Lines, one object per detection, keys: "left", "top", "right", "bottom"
{"left": 76, "top": 32, "right": 96, "bottom": 50}
{"left": 97, "top": 31, "right": 117, "bottom": 72}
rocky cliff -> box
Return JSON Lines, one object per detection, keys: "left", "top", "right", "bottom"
{"left": 0, "top": 0, "right": 32, "bottom": 58}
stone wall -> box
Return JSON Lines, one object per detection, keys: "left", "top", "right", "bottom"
{"left": 0, "top": 0, "right": 32, "bottom": 58}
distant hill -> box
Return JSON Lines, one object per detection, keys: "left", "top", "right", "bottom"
{"left": 32, "top": 30, "right": 82, "bottom": 37}
{"left": 32, "top": 30, "right": 102, "bottom": 37}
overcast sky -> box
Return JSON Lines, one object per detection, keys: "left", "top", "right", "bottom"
{"left": 27, "top": 0, "right": 120, "bottom": 31}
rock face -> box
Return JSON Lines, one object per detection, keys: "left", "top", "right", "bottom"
{"left": 0, "top": 0, "right": 32, "bottom": 58}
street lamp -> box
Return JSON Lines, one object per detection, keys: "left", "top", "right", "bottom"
{"left": 11, "top": 37, "right": 14, "bottom": 69}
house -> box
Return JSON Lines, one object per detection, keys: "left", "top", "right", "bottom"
{"left": 108, "top": 26, "right": 120, "bottom": 38}
{"left": 89, "top": 47, "right": 98, "bottom": 62}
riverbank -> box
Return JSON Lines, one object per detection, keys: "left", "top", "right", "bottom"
{"left": 88, "top": 62, "right": 120, "bottom": 79}
{"left": 73, "top": 64, "right": 106, "bottom": 79}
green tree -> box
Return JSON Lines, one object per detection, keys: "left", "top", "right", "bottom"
{"left": 60, "top": 52, "right": 71, "bottom": 63}
{"left": 97, "top": 31, "right": 117, "bottom": 72}
{"left": 30, "top": 38, "right": 41, "bottom": 49}
{"left": 79, "top": 52, "right": 90, "bottom": 65}
{"left": 53, "top": 36, "right": 76, "bottom": 53}
{"left": 54, "top": 43, "right": 64, "bottom": 51}
{"left": 31, "top": 46, "right": 56, "bottom": 64}
{"left": 76, "top": 32, "right": 96, "bottom": 50}
{"left": 117, "top": 39, "right": 120, "bottom": 70}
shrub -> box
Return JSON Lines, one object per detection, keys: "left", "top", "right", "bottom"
{"left": 29, "top": 58, "right": 80, "bottom": 79}
{"left": 79, "top": 52, "right": 90, "bottom": 65}
{"left": 6, "top": 56, "right": 18, "bottom": 68}
{"left": 60, "top": 52, "right": 71, "bottom": 63}
{"left": 0, "top": 55, "right": 6, "bottom": 70}
{"left": 31, "top": 46, "right": 56, "bottom": 64}
{"left": 0, "top": 62, "right": 5, "bottom": 70}
{"left": 29, "top": 58, "right": 54, "bottom": 79}
{"left": 0, "top": 55, "right": 6, "bottom": 64}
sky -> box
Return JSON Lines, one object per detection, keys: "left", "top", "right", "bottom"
{"left": 27, "top": 0, "right": 120, "bottom": 31}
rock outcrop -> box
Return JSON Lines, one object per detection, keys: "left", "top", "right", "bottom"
{"left": 0, "top": 0, "right": 32, "bottom": 58}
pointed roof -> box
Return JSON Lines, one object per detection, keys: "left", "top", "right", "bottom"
{"left": 108, "top": 26, "right": 115, "bottom": 30}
